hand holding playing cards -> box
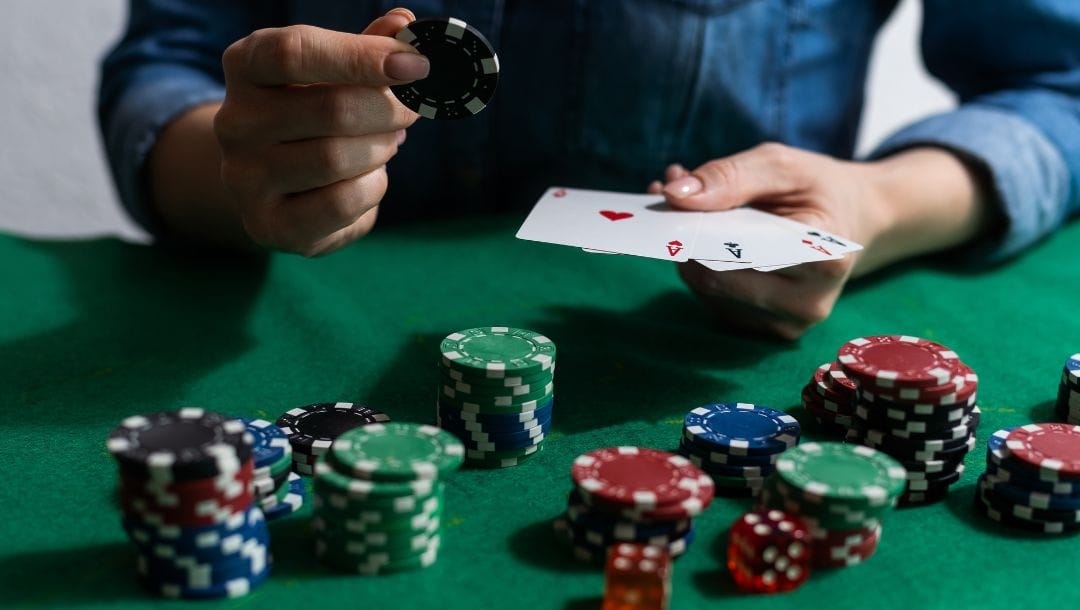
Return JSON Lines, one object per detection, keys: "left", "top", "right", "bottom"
{"left": 655, "top": 143, "right": 991, "bottom": 339}
{"left": 212, "top": 10, "right": 424, "bottom": 255}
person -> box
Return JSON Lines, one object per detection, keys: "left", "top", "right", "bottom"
{"left": 98, "top": 2, "right": 1080, "bottom": 339}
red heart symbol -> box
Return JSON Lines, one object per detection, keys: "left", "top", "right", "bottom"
{"left": 600, "top": 210, "right": 634, "bottom": 221}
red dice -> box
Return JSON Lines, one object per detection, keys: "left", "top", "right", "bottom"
{"left": 603, "top": 543, "right": 672, "bottom": 610}
{"left": 727, "top": 509, "right": 811, "bottom": 594}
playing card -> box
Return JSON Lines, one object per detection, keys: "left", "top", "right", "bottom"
{"left": 516, "top": 187, "right": 701, "bottom": 262}
{"left": 691, "top": 208, "right": 849, "bottom": 267}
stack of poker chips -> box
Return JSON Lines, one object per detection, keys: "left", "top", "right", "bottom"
{"left": 758, "top": 442, "right": 906, "bottom": 569}
{"left": 974, "top": 425, "right": 1080, "bottom": 534}
{"left": 107, "top": 409, "right": 271, "bottom": 599}
{"left": 553, "top": 447, "right": 713, "bottom": 563}
{"left": 1054, "top": 354, "right": 1080, "bottom": 424}
{"left": 677, "top": 403, "right": 800, "bottom": 496}
{"left": 603, "top": 543, "right": 672, "bottom": 610}
{"left": 275, "top": 402, "right": 390, "bottom": 475}
{"left": 800, "top": 362, "right": 857, "bottom": 437}
{"left": 242, "top": 418, "right": 305, "bottom": 520}
{"left": 814, "top": 335, "right": 980, "bottom": 505}
{"left": 727, "top": 509, "right": 811, "bottom": 593}
{"left": 312, "top": 422, "right": 464, "bottom": 574}
{"left": 436, "top": 327, "right": 555, "bottom": 468}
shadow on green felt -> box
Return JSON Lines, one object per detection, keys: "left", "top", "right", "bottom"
{"left": 360, "top": 291, "right": 789, "bottom": 433}
{"left": 0, "top": 540, "right": 142, "bottom": 608}
{"left": 0, "top": 237, "right": 267, "bottom": 426}
{"left": 1027, "top": 399, "right": 1058, "bottom": 423}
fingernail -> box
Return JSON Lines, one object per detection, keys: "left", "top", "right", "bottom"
{"left": 386, "top": 52, "right": 429, "bottom": 81}
{"left": 387, "top": 7, "right": 416, "bottom": 20}
{"left": 663, "top": 176, "right": 703, "bottom": 197}
{"left": 396, "top": 129, "right": 407, "bottom": 146}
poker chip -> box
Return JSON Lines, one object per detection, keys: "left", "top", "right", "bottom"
{"left": 775, "top": 442, "right": 906, "bottom": 510}
{"left": 572, "top": 447, "right": 703, "bottom": 510}
{"left": 837, "top": 335, "right": 960, "bottom": 389}
{"left": 108, "top": 409, "right": 270, "bottom": 600}
{"left": 313, "top": 422, "right": 461, "bottom": 574}
{"left": 1004, "top": 423, "right": 1080, "bottom": 477}
{"left": 436, "top": 327, "right": 556, "bottom": 467}
{"left": 329, "top": 422, "right": 464, "bottom": 482}
{"left": 557, "top": 447, "right": 710, "bottom": 563}
{"left": 974, "top": 425, "right": 1080, "bottom": 534}
{"left": 683, "top": 403, "right": 800, "bottom": 456}
{"left": 390, "top": 17, "right": 499, "bottom": 120}
{"left": 263, "top": 473, "right": 306, "bottom": 521}
{"left": 275, "top": 403, "right": 390, "bottom": 472}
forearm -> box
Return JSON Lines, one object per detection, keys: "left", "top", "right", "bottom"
{"left": 147, "top": 102, "right": 255, "bottom": 249}
{"left": 853, "top": 148, "right": 994, "bottom": 276}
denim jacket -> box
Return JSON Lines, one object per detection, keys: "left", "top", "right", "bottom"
{"left": 99, "top": 0, "right": 1080, "bottom": 261}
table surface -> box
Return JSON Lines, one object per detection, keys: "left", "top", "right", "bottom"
{"left": 2, "top": 213, "right": 1077, "bottom": 610}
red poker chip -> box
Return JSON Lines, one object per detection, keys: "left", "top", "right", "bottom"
{"left": 589, "top": 472, "right": 715, "bottom": 521}
{"left": 837, "top": 335, "right": 961, "bottom": 389}
{"left": 811, "top": 364, "right": 857, "bottom": 413}
{"left": 824, "top": 361, "right": 858, "bottom": 395}
{"left": 811, "top": 525, "right": 880, "bottom": 568}
{"left": 572, "top": 447, "right": 702, "bottom": 510}
{"left": 802, "top": 385, "right": 855, "bottom": 429}
{"left": 1005, "top": 423, "right": 1080, "bottom": 477}
{"left": 860, "top": 364, "right": 978, "bottom": 406}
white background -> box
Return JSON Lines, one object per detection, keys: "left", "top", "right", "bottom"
{"left": 0, "top": 0, "right": 954, "bottom": 241}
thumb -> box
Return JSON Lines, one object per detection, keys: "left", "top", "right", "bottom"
{"left": 663, "top": 143, "right": 804, "bottom": 211}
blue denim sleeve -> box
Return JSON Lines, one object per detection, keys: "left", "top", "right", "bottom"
{"left": 97, "top": 1, "right": 256, "bottom": 234}
{"left": 869, "top": 0, "right": 1080, "bottom": 263}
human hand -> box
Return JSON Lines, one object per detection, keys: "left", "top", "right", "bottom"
{"left": 214, "top": 9, "right": 423, "bottom": 256}
{"left": 650, "top": 143, "right": 882, "bottom": 339}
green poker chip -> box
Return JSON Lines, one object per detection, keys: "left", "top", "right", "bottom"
{"left": 775, "top": 442, "right": 907, "bottom": 509}
{"left": 440, "top": 327, "right": 556, "bottom": 378}
{"left": 329, "top": 422, "right": 464, "bottom": 482}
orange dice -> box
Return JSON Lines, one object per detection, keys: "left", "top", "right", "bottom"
{"left": 603, "top": 543, "right": 672, "bottom": 610}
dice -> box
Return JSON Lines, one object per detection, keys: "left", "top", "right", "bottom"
{"left": 727, "top": 509, "right": 811, "bottom": 594}
{"left": 603, "top": 543, "right": 672, "bottom": 610}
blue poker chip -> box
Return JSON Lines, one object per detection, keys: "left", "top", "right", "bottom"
{"left": 981, "top": 469, "right": 1080, "bottom": 511}
{"left": 984, "top": 458, "right": 1080, "bottom": 496}
{"left": 123, "top": 505, "right": 267, "bottom": 556}
{"left": 678, "top": 436, "right": 781, "bottom": 467}
{"left": 138, "top": 538, "right": 269, "bottom": 587}
{"left": 682, "top": 403, "right": 799, "bottom": 456}
{"left": 1066, "top": 354, "right": 1080, "bottom": 385}
{"left": 449, "top": 419, "right": 550, "bottom": 451}
{"left": 263, "top": 473, "right": 305, "bottom": 521}
{"left": 139, "top": 559, "right": 271, "bottom": 600}
{"left": 976, "top": 476, "right": 1080, "bottom": 525}
{"left": 242, "top": 418, "right": 292, "bottom": 469}
{"left": 437, "top": 402, "right": 553, "bottom": 435}
{"left": 564, "top": 490, "right": 690, "bottom": 542}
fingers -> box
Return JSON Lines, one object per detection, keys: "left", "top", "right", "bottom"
{"left": 361, "top": 8, "right": 415, "bottom": 37}
{"left": 245, "top": 167, "right": 389, "bottom": 255}
{"left": 218, "top": 84, "right": 417, "bottom": 143}
{"left": 223, "top": 25, "right": 427, "bottom": 87}
{"left": 261, "top": 132, "right": 400, "bottom": 194}
{"left": 677, "top": 261, "right": 842, "bottom": 340}
{"left": 664, "top": 143, "right": 810, "bottom": 211}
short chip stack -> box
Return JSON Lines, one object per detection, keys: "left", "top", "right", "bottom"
{"left": 108, "top": 409, "right": 271, "bottom": 599}
{"left": 814, "top": 335, "right": 979, "bottom": 505}
{"left": 758, "top": 442, "right": 906, "bottom": 569}
{"left": 800, "top": 362, "right": 858, "bottom": 437}
{"left": 312, "top": 422, "right": 464, "bottom": 574}
{"left": 974, "top": 424, "right": 1080, "bottom": 534}
{"left": 553, "top": 447, "right": 713, "bottom": 563}
{"left": 275, "top": 402, "right": 390, "bottom": 475}
{"left": 242, "top": 418, "right": 305, "bottom": 520}
{"left": 1055, "top": 354, "right": 1080, "bottom": 424}
{"left": 436, "top": 327, "right": 555, "bottom": 468}
{"left": 678, "top": 403, "right": 800, "bottom": 496}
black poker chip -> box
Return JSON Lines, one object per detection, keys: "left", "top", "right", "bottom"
{"left": 390, "top": 17, "right": 499, "bottom": 119}
{"left": 107, "top": 409, "right": 252, "bottom": 482}
{"left": 275, "top": 402, "right": 390, "bottom": 455}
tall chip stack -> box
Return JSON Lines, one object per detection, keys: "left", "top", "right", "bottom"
{"left": 805, "top": 335, "right": 979, "bottom": 505}
{"left": 677, "top": 403, "right": 800, "bottom": 496}
{"left": 1054, "top": 354, "right": 1080, "bottom": 424}
{"left": 553, "top": 447, "right": 713, "bottom": 563}
{"left": 436, "top": 327, "right": 555, "bottom": 468}
{"left": 242, "top": 418, "right": 305, "bottom": 520}
{"left": 311, "top": 422, "right": 464, "bottom": 574}
{"left": 974, "top": 425, "right": 1080, "bottom": 534}
{"left": 758, "top": 442, "right": 906, "bottom": 569}
{"left": 107, "top": 409, "right": 271, "bottom": 599}
{"left": 275, "top": 402, "right": 390, "bottom": 475}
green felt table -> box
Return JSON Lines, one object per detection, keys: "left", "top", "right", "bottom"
{"left": 2, "top": 214, "right": 1078, "bottom": 610}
